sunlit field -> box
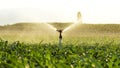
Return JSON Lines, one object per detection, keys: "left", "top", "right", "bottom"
{"left": 0, "top": 23, "right": 120, "bottom": 68}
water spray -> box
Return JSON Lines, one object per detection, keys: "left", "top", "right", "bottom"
{"left": 46, "top": 11, "right": 82, "bottom": 48}
{"left": 47, "top": 23, "right": 73, "bottom": 48}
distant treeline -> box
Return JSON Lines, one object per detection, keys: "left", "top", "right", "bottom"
{"left": 0, "top": 23, "right": 120, "bottom": 33}
{"left": 0, "top": 23, "right": 49, "bottom": 32}
{"left": 67, "top": 24, "right": 120, "bottom": 33}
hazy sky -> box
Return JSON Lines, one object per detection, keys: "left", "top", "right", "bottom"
{"left": 0, "top": 0, "right": 120, "bottom": 25}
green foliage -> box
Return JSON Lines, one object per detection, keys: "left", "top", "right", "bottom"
{"left": 0, "top": 39, "right": 120, "bottom": 68}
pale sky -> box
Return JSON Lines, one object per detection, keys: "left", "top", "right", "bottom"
{"left": 0, "top": 0, "right": 120, "bottom": 25}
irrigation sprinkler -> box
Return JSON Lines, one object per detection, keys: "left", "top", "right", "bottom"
{"left": 46, "top": 12, "right": 82, "bottom": 48}
{"left": 47, "top": 23, "right": 73, "bottom": 48}
{"left": 57, "top": 29, "right": 63, "bottom": 48}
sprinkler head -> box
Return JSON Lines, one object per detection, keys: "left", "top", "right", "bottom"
{"left": 56, "top": 30, "right": 63, "bottom": 33}
{"left": 57, "top": 30, "right": 63, "bottom": 39}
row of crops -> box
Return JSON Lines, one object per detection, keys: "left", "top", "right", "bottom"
{"left": 0, "top": 39, "right": 120, "bottom": 68}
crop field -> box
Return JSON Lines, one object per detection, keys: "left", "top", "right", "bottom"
{"left": 0, "top": 23, "right": 120, "bottom": 68}
{"left": 0, "top": 39, "right": 120, "bottom": 68}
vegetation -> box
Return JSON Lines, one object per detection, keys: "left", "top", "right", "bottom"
{"left": 0, "top": 39, "right": 120, "bottom": 68}
{"left": 0, "top": 23, "right": 120, "bottom": 68}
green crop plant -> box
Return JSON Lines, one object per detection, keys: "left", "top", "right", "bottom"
{"left": 0, "top": 39, "right": 120, "bottom": 68}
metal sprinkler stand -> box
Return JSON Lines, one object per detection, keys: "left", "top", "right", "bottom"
{"left": 57, "top": 30, "right": 63, "bottom": 48}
